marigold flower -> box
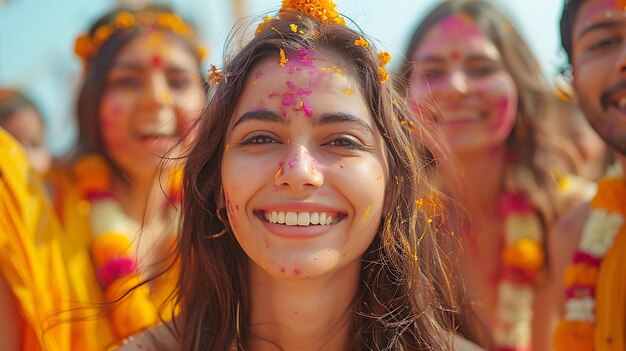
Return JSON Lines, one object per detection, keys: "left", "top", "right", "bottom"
{"left": 91, "top": 232, "right": 132, "bottom": 268}
{"left": 379, "top": 51, "right": 391, "bottom": 65}
{"left": 74, "top": 155, "right": 112, "bottom": 196}
{"left": 114, "top": 11, "right": 135, "bottom": 29}
{"left": 93, "top": 25, "right": 113, "bottom": 45}
{"left": 379, "top": 66, "right": 389, "bottom": 83}
{"left": 501, "top": 238, "right": 544, "bottom": 272}
{"left": 354, "top": 36, "right": 369, "bottom": 47}
{"left": 74, "top": 34, "right": 95, "bottom": 59}
{"left": 592, "top": 178, "right": 626, "bottom": 216}
{"left": 563, "top": 263, "right": 598, "bottom": 288}
{"left": 280, "top": 0, "right": 345, "bottom": 25}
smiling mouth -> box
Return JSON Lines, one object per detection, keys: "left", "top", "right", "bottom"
{"left": 256, "top": 210, "right": 343, "bottom": 226}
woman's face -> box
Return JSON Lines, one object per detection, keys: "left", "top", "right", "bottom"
{"left": 408, "top": 15, "right": 518, "bottom": 155}
{"left": 221, "top": 49, "right": 387, "bottom": 280}
{"left": 99, "top": 30, "right": 205, "bottom": 180}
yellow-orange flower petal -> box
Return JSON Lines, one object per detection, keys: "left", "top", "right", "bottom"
{"left": 501, "top": 238, "right": 544, "bottom": 272}
{"left": 563, "top": 263, "right": 598, "bottom": 288}
{"left": 379, "top": 51, "right": 392, "bottom": 65}
{"left": 279, "top": 48, "right": 288, "bottom": 67}
{"left": 354, "top": 36, "right": 369, "bottom": 47}
{"left": 114, "top": 11, "right": 135, "bottom": 29}
{"left": 74, "top": 34, "right": 95, "bottom": 59}
{"left": 91, "top": 232, "right": 132, "bottom": 268}
{"left": 379, "top": 66, "right": 389, "bottom": 83}
{"left": 280, "top": 0, "right": 345, "bottom": 25}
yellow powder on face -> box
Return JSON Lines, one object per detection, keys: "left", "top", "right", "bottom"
{"left": 279, "top": 48, "right": 288, "bottom": 67}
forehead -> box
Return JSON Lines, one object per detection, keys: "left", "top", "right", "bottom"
{"left": 112, "top": 30, "right": 197, "bottom": 66}
{"left": 573, "top": 0, "right": 626, "bottom": 35}
{"left": 414, "top": 15, "right": 501, "bottom": 60}
{"left": 231, "top": 48, "right": 372, "bottom": 125}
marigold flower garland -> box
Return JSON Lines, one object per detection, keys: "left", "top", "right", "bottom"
{"left": 494, "top": 193, "right": 544, "bottom": 351}
{"left": 73, "top": 155, "right": 181, "bottom": 341}
{"left": 553, "top": 163, "right": 625, "bottom": 351}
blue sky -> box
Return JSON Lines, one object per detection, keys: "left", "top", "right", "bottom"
{"left": 0, "top": 0, "right": 563, "bottom": 155}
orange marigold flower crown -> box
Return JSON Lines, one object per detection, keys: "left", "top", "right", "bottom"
{"left": 74, "top": 10, "right": 207, "bottom": 69}
{"left": 253, "top": 0, "right": 392, "bottom": 83}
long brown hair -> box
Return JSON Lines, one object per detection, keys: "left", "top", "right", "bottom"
{"left": 396, "top": 0, "right": 581, "bottom": 232}
{"left": 175, "top": 10, "right": 472, "bottom": 350}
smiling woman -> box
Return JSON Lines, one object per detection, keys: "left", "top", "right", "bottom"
{"left": 117, "top": 1, "right": 482, "bottom": 350}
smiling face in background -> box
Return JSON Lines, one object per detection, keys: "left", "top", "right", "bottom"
{"left": 221, "top": 49, "right": 387, "bottom": 280}
{"left": 409, "top": 15, "right": 518, "bottom": 155}
{"left": 99, "top": 30, "right": 205, "bottom": 180}
{"left": 572, "top": 0, "right": 626, "bottom": 155}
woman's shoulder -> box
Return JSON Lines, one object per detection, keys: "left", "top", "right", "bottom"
{"left": 116, "top": 323, "right": 179, "bottom": 351}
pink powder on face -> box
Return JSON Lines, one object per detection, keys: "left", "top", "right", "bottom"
{"left": 301, "top": 102, "right": 314, "bottom": 117}
{"left": 256, "top": 70, "right": 264, "bottom": 78}
{"left": 439, "top": 14, "right": 481, "bottom": 37}
{"left": 293, "top": 268, "right": 301, "bottom": 275}
{"left": 288, "top": 158, "right": 298, "bottom": 169}
{"left": 296, "top": 88, "right": 312, "bottom": 96}
{"left": 280, "top": 267, "right": 286, "bottom": 273}
{"left": 281, "top": 94, "right": 294, "bottom": 106}
{"left": 286, "top": 81, "right": 296, "bottom": 90}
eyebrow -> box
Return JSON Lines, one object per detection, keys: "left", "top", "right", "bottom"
{"left": 233, "top": 110, "right": 285, "bottom": 128}
{"left": 415, "top": 55, "right": 445, "bottom": 64}
{"left": 313, "top": 112, "right": 375, "bottom": 136}
{"left": 110, "top": 61, "right": 193, "bottom": 73}
{"left": 577, "top": 20, "right": 622, "bottom": 40}
{"left": 233, "top": 110, "right": 374, "bottom": 135}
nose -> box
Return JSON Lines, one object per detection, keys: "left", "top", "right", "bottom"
{"left": 274, "top": 144, "right": 324, "bottom": 192}
{"left": 142, "top": 73, "right": 173, "bottom": 110}
{"left": 448, "top": 69, "right": 471, "bottom": 95}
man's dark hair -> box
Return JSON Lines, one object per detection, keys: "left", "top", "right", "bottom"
{"left": 560, "top": 0, "right": 585, "bottom": 64}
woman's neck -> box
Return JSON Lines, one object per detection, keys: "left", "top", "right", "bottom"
{"left": 247, "top": 260, "right": 361, "bottom": 351}
{"left": 112, "top": 170, "right": 167, "bottom": 223}
{"left": 450, "top": 146, "right": 507, "bottom": 220}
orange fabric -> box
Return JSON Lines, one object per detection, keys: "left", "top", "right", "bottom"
{"left": 0, "top": 129, "right": 70, "bottom": 350}
{"left": 595, "top": 223, "right": 626, "bottom": 350}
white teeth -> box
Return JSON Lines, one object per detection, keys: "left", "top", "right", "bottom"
{"left": 310, "top": 212, "right": 319, "bottom": 224}
{"left": 319, "top": 213, "right": 327, "bottom": 225}
{"left": 285, "top": 212, "right": 298, "bottom": 225}
{"left": 278, "top": 211, "right": 286, "bottom": 224}
{"left": 297, "top": 212, "right": 310, "bottom": 225}
{"left": 263, "top": 211, "right": 338, "bottom": 226}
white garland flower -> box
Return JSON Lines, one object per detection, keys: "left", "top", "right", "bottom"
{"left": 497, "top": 283, "right": 533, "bottom": 323}
{"left": 505, "top": 213, "right": 542, "bottom": 244}
{"left": 90, "top": 199, "right": 133, "bottom": 235}
{"left": 494, "top": 319, "right": 532, "bottom": 347}
{"left": 579, "top": 209, "right": 624, "bottom": 257}
{"left": 564, "top": 296, "right": 595, "bottom": 322}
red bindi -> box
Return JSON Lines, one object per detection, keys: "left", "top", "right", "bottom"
{"left": 450, "top": 51, "right": 461, "bottom": 61}
{"left": 150, "top": 55, "right": 163, "bottom": 68}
